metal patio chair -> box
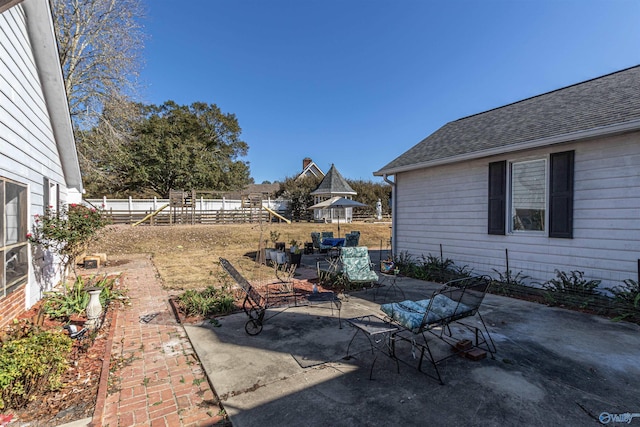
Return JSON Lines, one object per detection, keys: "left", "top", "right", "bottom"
{"left": 380, "top": 275, "right": 496, "bottom": 384}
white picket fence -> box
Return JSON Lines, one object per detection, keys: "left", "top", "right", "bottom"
{"left": 86, "top": 196, "right": 287, "bottom": 212}
{"left": 85, "top": 197, "right": 289, "bottom": 225}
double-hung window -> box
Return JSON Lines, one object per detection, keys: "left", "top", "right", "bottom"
{"left": 510, "top": 159, "right": 546, "bottom": 233}
{"left": 488, "top": 150, "right": 574, "bottom": 238}
{"left": 1, "top": 178, "right": 29, "bottom": 297}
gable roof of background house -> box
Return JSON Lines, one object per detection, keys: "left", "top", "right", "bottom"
{"left": 375, "top": 65, "right": 640, "bottom": 176}
{"left": 297, "top": 157, "right": 324, "bottom": 180}
{"left": 310, "top": 164, "right": 356, "bottom": 196}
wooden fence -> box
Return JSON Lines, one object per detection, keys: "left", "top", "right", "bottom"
{"left": 103, "top": 207, "right": 391, "bottom": 226}
{"left": 105, "top": 208, "right": 272, "bottom": 225}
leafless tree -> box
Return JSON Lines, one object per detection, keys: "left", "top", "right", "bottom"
{"left": 52, "top": 0, "right": 145, "bottom": 195}
{"left": 52, "top": 0, "right": 145, "bottom": 127}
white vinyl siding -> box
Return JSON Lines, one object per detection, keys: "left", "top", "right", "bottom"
{"left": 1, "top": 178, "right": 28, "bottom": 296}
{"left": 393, "top": 132, "right": 640, "bottom": 288}
{"left": 0, "top": 4, "right": 69, "bottom": 307}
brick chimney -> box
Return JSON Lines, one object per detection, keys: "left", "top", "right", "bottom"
{"left": 303, "top": 157, "right": 312, "bottom": 170}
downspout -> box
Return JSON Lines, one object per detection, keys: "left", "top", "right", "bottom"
{"left": 383, "top": 174, "right": 396, "bottom": 259}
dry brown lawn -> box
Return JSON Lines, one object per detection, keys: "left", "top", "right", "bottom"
{"left": 88, "top": 222, "right": 392, "bottom": 290}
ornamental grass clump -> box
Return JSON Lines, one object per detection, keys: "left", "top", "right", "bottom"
{"left": 42, "top": 274, "right": 126, "bottom": 320}
{"left": 177, "top": 285, "right": 235, "bottom": 317}
{"left": 610, "top": 279, "right": 640, "bottom": 322}
{"left": 543, "top": 270, "right": 601, "bottom": 309}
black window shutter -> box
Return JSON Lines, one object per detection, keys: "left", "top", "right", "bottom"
{"left": 488, "top": 161, "right": 506, "bottom": 235}
{"left": 549, "top": 150, "right": 574, "bottom": 238}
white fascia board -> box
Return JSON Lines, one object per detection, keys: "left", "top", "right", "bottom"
{"left": 23, "top": 0, "right": 83, "bottom": 193}
{"left": 373, "top": 119, "right": 640, "bottom": 177}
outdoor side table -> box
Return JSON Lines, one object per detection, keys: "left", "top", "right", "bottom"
{"left": 376, "top": 270, "right": 405, "bottom": 301}
{"left": 345, "top": 315, "right": 399, "bottom": 379}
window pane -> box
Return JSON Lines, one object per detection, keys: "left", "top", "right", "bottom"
{"left": 6, "top": 243, "right": 28, "bottom": 294}
{"left": 5, "top": 181, "right": 27, "bottom": 245}
{"left": 511, "top": 159, "right": 546, "bottom": 231}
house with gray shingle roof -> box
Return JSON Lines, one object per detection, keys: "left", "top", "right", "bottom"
{"left": 310, "top": 164, "right": 357, "bottom": 223}
{"left": 374, "top": 65, "right": 640, "bottom": 289}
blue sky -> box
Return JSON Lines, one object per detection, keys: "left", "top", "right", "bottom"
{"left": 140, "top": 0, "right": 640, "bottom": 184}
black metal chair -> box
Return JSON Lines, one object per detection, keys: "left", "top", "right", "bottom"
{"left": 380, "top": 275, "right": 496, "bottom": 384}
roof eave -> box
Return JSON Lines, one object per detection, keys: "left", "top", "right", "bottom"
{"left": 23, "top": 0, "right": 83, "bottom": 193}
{"left": 373, "top": 119, "right": 640, "bottom": 177}
{"left": 0, "top": 0, "right": 22, "bottom": 13}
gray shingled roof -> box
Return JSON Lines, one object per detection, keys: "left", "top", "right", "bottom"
{"left": 310, "top": 164, "right": 356, "bottom": 196}
{"left": 375, "top": 65, "right": 640, "bottom": 175}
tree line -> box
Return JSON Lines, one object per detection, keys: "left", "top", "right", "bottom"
{"left": 277, "top": 176, "right": 391, "bottom": 220}
{"left": 52, "top": 0, "right": 390, "bottom": 212}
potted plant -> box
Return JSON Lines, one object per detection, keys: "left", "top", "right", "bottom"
{"left": 268, "top": 231, "right": 282, "bottom": 263}
{"left": 289, "top": 239, "right": 302, "bottom": 267}
{"left": 269, "top": 231, "right": 280, "bottom": 246}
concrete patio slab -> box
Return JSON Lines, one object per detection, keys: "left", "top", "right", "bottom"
{"left": 186, "top": 271, "right": 640, "bottom": 427}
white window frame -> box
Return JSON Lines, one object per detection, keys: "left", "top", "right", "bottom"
{"left": 508, "top": 157, "right": 548, "bottom": 234}
{"left": 1, "top": 177, "right": 29, "bottom": 297}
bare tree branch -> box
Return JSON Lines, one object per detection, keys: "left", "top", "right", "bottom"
{"left": 52, "top": 0, "right": 145, "bottom": 125}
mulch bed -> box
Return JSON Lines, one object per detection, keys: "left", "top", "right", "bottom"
{"left": 171, "top": 275, "right": 335, "bottom": 324}
{"left": 1, "top": 299, "right": 116, "bottom": 426}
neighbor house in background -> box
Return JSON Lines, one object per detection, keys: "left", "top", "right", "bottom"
{"left": 297, "top": 157, "right": 324, "bottom": 180}
{"left": 311, "top": 164, "right": 357, "bottom": 223}
{"left": 375, "top": 65, "right": 640, "bottom": 288}
{"left": 0, "top": 0, "right": 83, "bottom": 327}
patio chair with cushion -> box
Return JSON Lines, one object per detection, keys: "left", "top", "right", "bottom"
{"left": 379, "top": 275, "right": 496, "bottom": 384}
{"left": 321, "top": 231, "right": 334, "bottom": 240}
{"left": 340, "top": 246, "right": 379, "bottom": 288}
{"left": 318, "top": 231, "right": 336, "bottom": 252}
{"left": 310, "top": 232, "right": 322, "bottom": 253}
{"left": 344, "top": 232, "right": 360, "bottom": 247}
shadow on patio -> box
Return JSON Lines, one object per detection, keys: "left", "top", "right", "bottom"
{"left": 185, "top": 266, "right": 640, "bottom": 427}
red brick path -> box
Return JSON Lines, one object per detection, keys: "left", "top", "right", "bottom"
{"left": 93, "top": 254, "right": 224, "bottom": 427}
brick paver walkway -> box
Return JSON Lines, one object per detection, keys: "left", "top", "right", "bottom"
{"left": 95, "top": 254, "right": 224, "bottom": 427}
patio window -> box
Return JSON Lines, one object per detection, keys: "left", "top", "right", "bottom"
{"left": 488, "top": 150, "right": 574, "bottom": 238}
{"left": 1, "top": 178, "right": 29, "bottom": 297}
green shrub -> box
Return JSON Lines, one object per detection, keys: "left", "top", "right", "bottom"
{"left": 610, "top": 279, "right": 640, "bottom": 322}
{"left": 393, "top": 251, "right": 415, "bottom": 276}
{"left": 392, "top": 251, "right": 470, "bottom": 283}
{"left": 177, "top": 285, "right": 235, "bottom": 317}
{"left": 491, "top": 269, "right": 530, "bottom": 296}
{"left": 418, "top": 254, "right": 458, "bottom": 283}
{"left": 42, "top": 274, "right": 125, "bottom": 320}
{"left": 28, "top": 203, "right": 109, "bottom": 272}
{"left": 0, "top": 331, "right": 72, "bottom": 410}
{"left": 543, "top": 270, "right": 601, "bottom": 308}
